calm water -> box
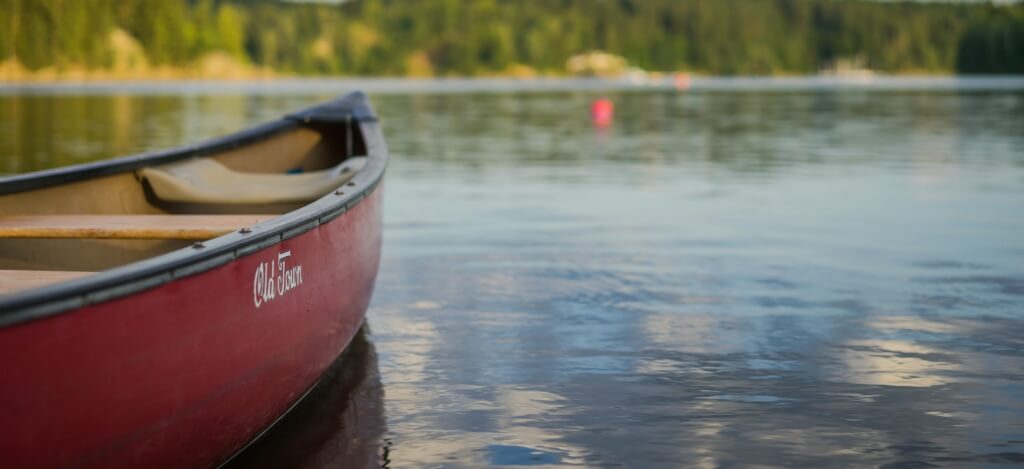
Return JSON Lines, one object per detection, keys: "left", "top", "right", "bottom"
{"left": 2, "top": 82, "right": 1024, "bottom": 467}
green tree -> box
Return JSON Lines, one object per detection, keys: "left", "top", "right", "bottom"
{"left": 3, "top": 0, "right": 1024, "bottom": 77}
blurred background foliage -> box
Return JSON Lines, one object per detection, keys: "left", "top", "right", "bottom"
{"left": 0, "top": 0, "right": 1022, "bottom": 77}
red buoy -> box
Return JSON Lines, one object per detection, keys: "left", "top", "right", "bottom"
{"left": 591, "top": 98, "right": 614, "bottom": 126}
{"left": 673, "top": 72, "right": 692, "bottom": 91}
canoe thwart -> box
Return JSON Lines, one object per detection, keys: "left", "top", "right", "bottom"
{"left": 0, "top": 215, "right": 273, "bottom": 240}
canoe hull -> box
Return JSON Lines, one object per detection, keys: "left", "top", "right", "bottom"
{"left": 0, "top": 187, "right": 382, "bottom": 467}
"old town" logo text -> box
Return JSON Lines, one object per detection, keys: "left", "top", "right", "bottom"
{"left": 253, "top": 250, "right": 303, "bottom": 308}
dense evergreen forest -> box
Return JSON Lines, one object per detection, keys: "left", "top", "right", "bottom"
{"left": 1, "top": 0, "right": 1022, "bottom": 78}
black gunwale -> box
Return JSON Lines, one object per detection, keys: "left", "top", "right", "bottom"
{"left": 0, "top": 91, "right": 388, "bottom": 327}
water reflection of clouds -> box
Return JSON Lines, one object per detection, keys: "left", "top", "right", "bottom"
{"left": 830, "top": 338, "right": 960, "bottom": 388}
{"left": 829, "top": 314, "right": 1024, "bottom": 390}
{"left": 868, "top": 315, "right": 966, "bottom": 334}
{"left": 490, "top": 388, "right": 588, "bottom": 466}
{"left": 370, "top": 91, "right": 1024, "bottom": 466}
{"left": 827, "top": 316, "right": 974, "bottom": 388}
{"left": 642, "top": 312, "right": 750, "bottom": 354}
{"left": 381, "top": 368, "right": 589, "bottom": 466}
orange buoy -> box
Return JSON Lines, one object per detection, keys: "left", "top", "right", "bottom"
{"left": 673, "top": 72, "right": 692, "bottom": 91}
{"left": 591, "top": 98, "right": 614, "bottom": 126}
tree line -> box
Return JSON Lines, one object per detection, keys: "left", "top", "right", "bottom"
{"left": 1, "top": 0, "right": 1022, "bottom": 77}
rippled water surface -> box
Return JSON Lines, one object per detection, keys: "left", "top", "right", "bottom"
{"left": 3, "top": 83, "right": 1024, "bottom": 467}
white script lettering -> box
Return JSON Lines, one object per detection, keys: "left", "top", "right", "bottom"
{"left": 253, "top": 250, "right": 303, "bottom": 308}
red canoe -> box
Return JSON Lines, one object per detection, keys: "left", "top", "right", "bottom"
{"left": 0, "top": 92, "right": 386, "bottom": 467}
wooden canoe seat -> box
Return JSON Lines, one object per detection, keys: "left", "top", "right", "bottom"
{"left": 0, "top": 215, "right": 273, "bottom": 240}
{"left": 138, "top": 156, "right": 367, "bottom": 205}
{"left": 0, "top": 269, "right": 91, "bottom": 295}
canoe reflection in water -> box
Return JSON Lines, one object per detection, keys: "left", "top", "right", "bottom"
{"left": 227, "top": 326, "right": 387, "bottom": 469}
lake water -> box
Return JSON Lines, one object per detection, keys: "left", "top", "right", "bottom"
{"left": 2, "top": 80, "right": 1024, "bottom": 467}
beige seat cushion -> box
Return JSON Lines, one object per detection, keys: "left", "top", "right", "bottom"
{"left": 139, "top": 157, "right": 366, "bottom": 205}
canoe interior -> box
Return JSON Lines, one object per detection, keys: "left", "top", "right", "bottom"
{"left": 0, "top": 122, "right": 362, "bottom": 276}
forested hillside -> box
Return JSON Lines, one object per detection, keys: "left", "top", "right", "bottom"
{"left": 1, "top": 0, "right": 1022, "bottom": 79}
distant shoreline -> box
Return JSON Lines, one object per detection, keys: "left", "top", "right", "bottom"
{"left": 2, "top": 76, "right": 1024, "bottom": 96}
